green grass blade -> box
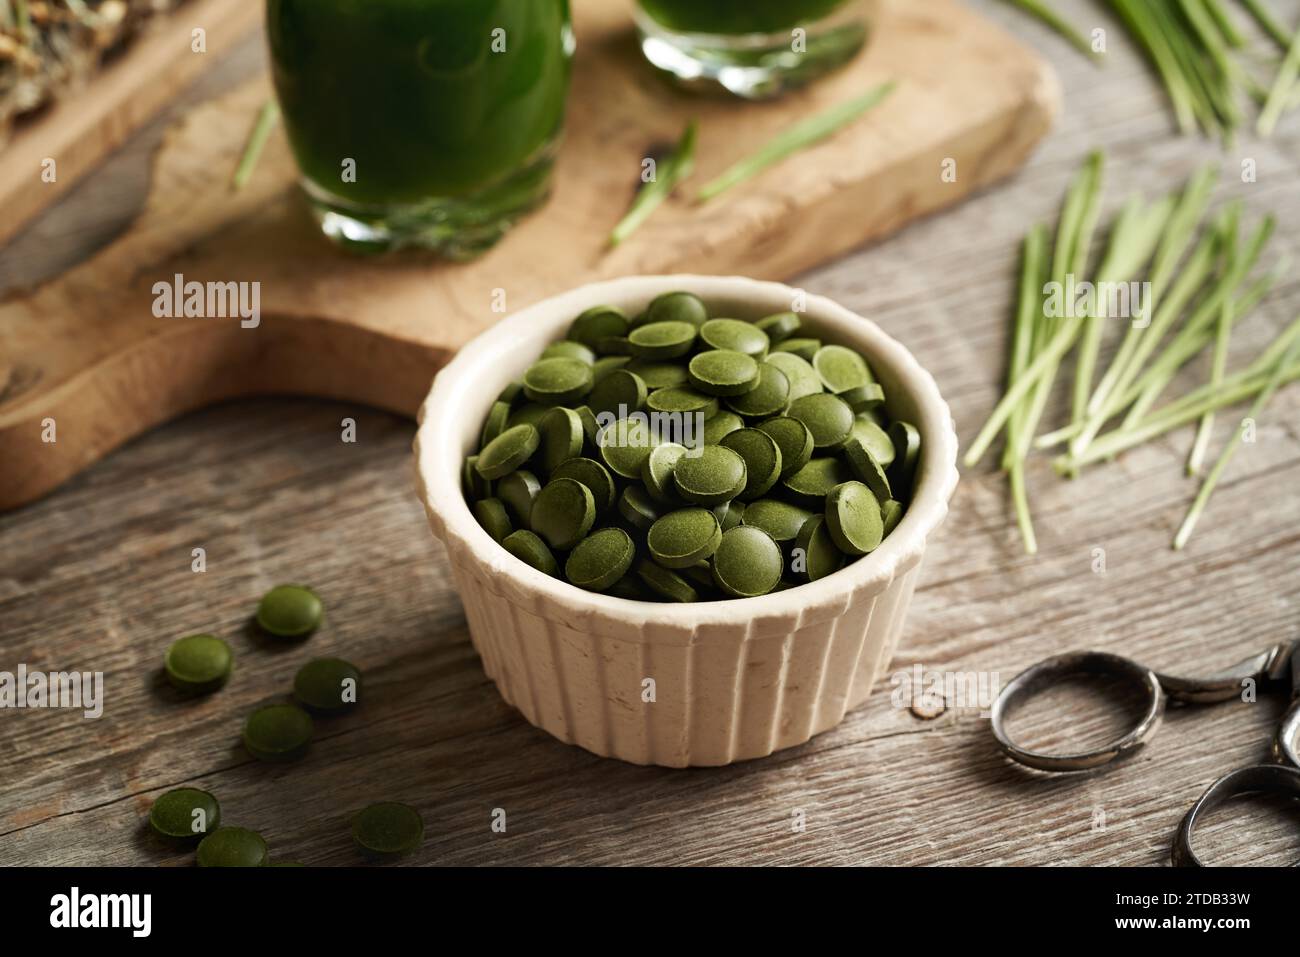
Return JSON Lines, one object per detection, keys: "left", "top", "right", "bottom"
{"left": 231, "top": 101, "right": 280, "bottom": 192}
{"left": 696, "top": 82, "right": 896, "bottom": 203}
{"left": 1173, "top": 325, "right": 1300, "bottom": 548}
{"left": 1000, "top": 0, "right": 1102, "bottom": 59}
{"left": 610, "top": 121, "right": 697, "bottom": 247}
{"left": 1258, "top": 20, "right": 1300, "bottom": 136}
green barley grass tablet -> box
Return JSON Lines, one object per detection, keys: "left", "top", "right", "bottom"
{"left": 794, "top": 515, "right": 845, "bottom": 582}
{"left": 647, "top": 508, "right": 723, "bottom": 568}
{"left": 568, "top": 305, "right": 630, "bottom": 349}
{"left": 589, "top": 368, "right": 649, "bottom": 418}
{"left": 531, "top": 478, "right": 596, "bottom": 550}
{"left": 773, "top": 337, "right": 820, "bottom": 362}
{"left": 256, "top": 585, "right": 323, "bottom": 639}
{"left": 476, "top": 424, "right": 540, "bottom": 480}
{"left": 645, "top": 290, "right": 708, "bottom": 327}
{"left": 149, "top": 787, "right": 220, "bottom": 841}
{"left": 243, "top": 703, "right": 314, "bottom": 762}
{"left": 712, "top": 526, "right": 783, "bottom": 598}
{"left": 522, "top": 356, "right": 593, "bottom": 405}
{"left": 783, "top": 457, "right": 850, "bottom": 505}
{"left": 352, "top": 802, "right": 424, "bottom": 858}
{"left": 825, "top": 481, "right": 884, "bottom": 556}
{"left": 672, "top": 445, "right": 747, "bottom": 507}
{"left": 702, "top": 410, "right": 744, "bottom": 445}
{"left": 635, "top": 559, "right": 699, "bottom": 602}
{"left": 881, "top": 499, "right": 904, "bottom": 537}
{"left": 852, "top": 415, "right": 896, "bottom": 467}
{"left": 565, "top": 528, "right": 636, "bottom": 591}
{"left": 618, "top": 485, "right": 662, "bottom": 531}
{"left": 551, "top": 457, "right": 617, "bottom": 512}
{"left": 497, "top": 470, "right": 541, "bottom": 525}
{"left": 742, "top": 498, "right": 815, "bottom": 544}
{"left": 888, "top": 420, "right": 921, "bottom": 492}
{"left": 788, "top": 393, "right": 854, "bottom": 450}
{"left": 642, "top": 443, "right": 688, "bottom": 501}
{"left": 700, "top": 318, "right": 770, "bottom": 357}
{"left": 537, "top": 406, "right": 584, "bottom": 474}
{"left": 502, "top": 530, "right": 559, "bottom": 576}
{"left": 197, "top": 826, "right": 268, "bottom": 867}
{"left": 628, "top": 320, "right": 698, "bottom": 359}
{"left": 541, "top": 341, "right": 596, "bottom": 364}
{"left": 720, "top": 429, "right": 782, "bottom": 500}
{"left": 765, "top": 351, "right": 822, "bottom": 401}
{"left": 756, "top": 416, "right": 813, "bottom": 478}
{"left": 688, "top": 350, "right": 760, "bottom": 396}
{"left": 813, "top": 344, "right": 874, "bottom": 392}
{"left": 754, "top": 311, "right": 801, "bottom": 344}
{"left": 843, "top": 438, "right": 892, "bottom": 502}
{"left": 479, "top": 400, "right": 511, "bottom": 448}
{"left": 164, "top": 634, "right": 232, "bottom": 695}
{"left": 472, "top": 498, "right": 513, "bottom": 543}
{"left": 725, "top": 362, "right": 791, "bottom": 418}
{"left": 294, "top": 658, "right": 361, "bottom": 715}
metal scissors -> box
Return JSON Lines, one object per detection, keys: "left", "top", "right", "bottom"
{"left": 989, "top": 641, "right": 1300, "bottom": 866}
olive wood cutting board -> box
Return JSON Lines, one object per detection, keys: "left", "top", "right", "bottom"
{"left": 0, "top": 0, "right": 1058, "bottom": 510}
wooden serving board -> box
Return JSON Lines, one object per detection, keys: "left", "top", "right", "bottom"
{"left": 0, "top": 0, "right": 1058, "bottom": 510}
{"left": 0, "top": 0, "right": 262, "bottom": 248}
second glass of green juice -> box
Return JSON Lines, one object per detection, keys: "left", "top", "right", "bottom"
{"left": 267, "top": 0, "right": 574, "bottom": 257}
{"left": 636, "top": 0, "right": 872, "bottom": 99}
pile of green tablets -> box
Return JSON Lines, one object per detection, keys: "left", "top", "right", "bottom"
{"left": 464, "top": 292, "right": 921, "bottom": 601}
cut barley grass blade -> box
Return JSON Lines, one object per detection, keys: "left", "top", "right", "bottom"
{"left": 610, "top": 120, "right": 697, "bottom": 246}
{"left": 1201, "top": 0, "right": 1247, "bottom": 47}
{"left": 1068, "top": 195, "right": 1176, "bottom": 462}
{"left": 1058, "top": 356, "right": 1300, "bottom": 470}
{"left": 1186, "top": 295, "right": 1233, "bottom": 474}
{"left": 1110, "top": 255, "right": 1284, "bottom": 422}
{"left": 231, "top": 100, "right": 280, "bottom": 192}
{"left": 1000, "top": 0, "right": 1102, "bottom": 60}
{"left": 1110, "top": 0, "right": 1201, "bottom": 134}
{"left": 696, "top": 82, "right": 895, "bottom": 203}
{"left": 1086, "top": 165, "right": 1218, "bottom": 421}
{"left": 967, "top": 155, "right": 1102, "bottom": 468}
{"left": 1001, "top": 225, "right": 1049, "bottom": 550}
{"left": 1239, "top": 0, "right": 1293, "bottom": 50}
{"left": 1173, "top": 328, "right": 1300, "bottom": 548}
{"left": 1258, "top": 21, "right": 1300, "bottom": 136}
{"left": 1120, "top": 213, "right": 1274, "bottom": 426}
{"left": 1012, "top": 154, "right": 1107, "bottom": 463}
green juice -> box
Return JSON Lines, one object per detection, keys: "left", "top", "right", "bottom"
{"left": 638, "top": 0, "right": 852, "bottom": 35}
{"left": 267, "top": 0, "right": 573, "bottom": 254}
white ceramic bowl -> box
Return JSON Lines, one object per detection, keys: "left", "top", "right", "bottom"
{"left": 415, "top": 276, "right": 958, "bottom": 767}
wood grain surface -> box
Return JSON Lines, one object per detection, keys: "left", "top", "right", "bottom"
{"left": 0, "top": 0, "right": 1056, "bottom": 510}
{"left": 2, "top": 0, "right": 1300, "bottom": 866}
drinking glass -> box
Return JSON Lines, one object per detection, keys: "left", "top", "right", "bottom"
{"left": 635, "top": 0, "right": 871, "bottom": 99}
{"left": 267, "top": 0, "right": 574, "bottom": 256}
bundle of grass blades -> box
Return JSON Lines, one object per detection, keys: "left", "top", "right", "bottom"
{"left": 1000, "top": 0, "right": 1300, "bottom": 140}
{"left": 966, "top": 154, "right": 1298, "bottom": 551}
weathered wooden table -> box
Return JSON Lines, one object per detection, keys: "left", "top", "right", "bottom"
{"left": 3, "top": 0, "right": 1299, "bottom": 866}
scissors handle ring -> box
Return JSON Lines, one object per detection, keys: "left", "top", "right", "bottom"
{"left": 1172, "top": 764, "right": 1300, "bottom": 867}
{"left": 1274, "top": 698, "right": 1300, "bottom": 768}
{"left": 991, "top": 651, "right": 1165, "bottom": 772}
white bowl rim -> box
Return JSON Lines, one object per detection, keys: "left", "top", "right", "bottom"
{"left": 414, "top": 274, "right": 959, "bottom": 629}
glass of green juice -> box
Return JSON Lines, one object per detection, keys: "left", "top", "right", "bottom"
{"left": 635, "top": 0, "right": 872, "bottom": 99}
{"left": 266, "top": 0, "right": 574, "bottom": 256}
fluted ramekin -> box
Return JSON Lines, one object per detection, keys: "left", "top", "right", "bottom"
{"left": 414, "top": 276, "right": 958, "bottom": 767}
